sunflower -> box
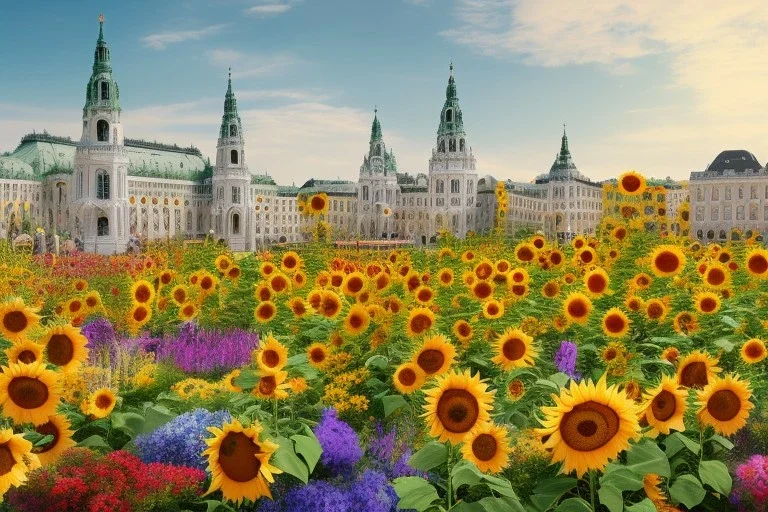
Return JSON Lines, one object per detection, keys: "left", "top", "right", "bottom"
{"left": 617, "top": 170, "right": 646, "bottom": 196}
{"left": 611, "top": 226, "right": 628, "bottom": 242}
{"left": 741, "top": 338, "right": 767, "bottom": 364}
{"left": 474, "top": 260, "right": 495, "bottom": 281}
{"left": 86, "top": 388, "right": 117, "bottom": 418}
{"left": 343, "top": 304, "right": 370, "bottom": 336}
{"left": 602, "top": 308, "right": 630, "bottom": 338}
{"left": 203, "top": 419, "right": 282, "bottom": 504}
{"left": 649, "top": 245, "right": 686, "bottom": 277}
{"left": 73, "top": 279, "right": 89, "bottom": 292}
{"left": 406, "top": 307, "right": 435, "bottom": 337}
{"left": 158, "top": 269, "right": 174, "bottom": 286}
{"left": 253, "top": 370, "right": 289, "bottom": 400}
{"left": 644, "top": 298, "right": 668, "bottom": 322}
{"left": 495, "top": 259, "right": 512, "bottom": 275}
{"left": 461, "top": 423, "right": 511, "bottom": 474}
{"left": 253, "top": 335, "right": 288, "bottom": 372}
{"left": 703, "top": 262, "right": 730, "bottom": 289}
{"left": 541, "top": 280, "right": 560, "bottom": 298}
{"left": 308, "top": 193, "right": 328, "bottom": 215}
{"left": 0, "top": 428, "right": 37, "bottom": 495}
{"left": 461, "top": 250, "right": 476, "bottom": 263}
{"left": 5, "top": 339, "right": 43, "bottom": 365}
{"left": 537, "top": 374, "right": 641, "bottom": 476}
{"left": 530, "top": 234, "right": 547, "bottom": 250}
{"left": 318, "top": 291, "right": 342, "bottom": 319}
{"left": 422, "top": 369, "right": 495, "bottom": 444}
{"left": 696, "top": 375, "right": 753, "bottom": 436}
{"left": 507, "top": 379, "right": 525, "bottom": 400}
{"left": 672, "top": 311, "right": 700, "bottom": 335}
{"left": 179, "top": 302, "right": 198, "bottom": 321}
{"left": 214, "top": 254, "right": 233, "bottom": 274}
{"left": 287, "top": 297, "right": 310, "bottom": 318}
{"left": 0, "top": 362, "right": 61, "bottom": 425}
{"left": 563, "top": 292, "right": 592, "bottom": 325}
{"left": 131, "top": 279, "right": 155, "bottom": 305}
{"left": 341, "top": 272, "right": 367, "bottom": 297}
{"left": 639, "top": 376, "right": 687, "bottom": 438}
{"left": 0, "top": 298, "right": 40, "bottom": 342}
{"left": 223, "top": 370, "right": 242, "bottom": 393}
{"left": 254, "top": 284, "right": 273, "bottom": 303}
{"left": 584, "top": 268, "right": 610, "bottom": 297}
{"left": 482, "top": 299, "right": 504, "bottom": 320}
{"left": 453, "top": 320, "right": 473, "bottom": 345}
{"left": 549, "top": 249, "right": 565, "bottom": 268}
{"left": 84, "top": 291, "right": 102, "bottom": 310}
{"left": 268, "top": 274, "right": 291, "bottom": 295}
{"left": 514, "top": 242, "right": 536, "bottom": 263}
{"left": 414, "top": 285, "right": 435, "bottom": 305}
{"left": 292, "top": 271, "right": 307, "bottom": 289}
{"left": 307, "top": 343, "right": 329, "bottom": 369}
{"left": 40, "top": 325, "right": 89, "bottom": 373}
{"left": 260, "top": 261, "right": 277, "bottom": 278}
{"left": 677, "top": 350, "right": 721, "bottom": 389}
{"left": 32, "top": 414, "right": 76, "bottom": 465}
{"left": 661, "top": 347, "right": 680, "bottom": 363}
{"left": 127, "top": 303, "right": 152, "bottom": 332}
{"left": 64, "top": 298, "right": 84, "bottom": 318}
{"left": 254, "top": 301, "right": 277, "bottom": 323}
{"left": 470, "top": 280, "right": 494, "bottom": 300}
{"left": 574, "top": 246, "right": 598, "bottom": 266}
{"left": 693, "top": 291, "right": 721, "bottom": 315}
{"left": 437, "top": 268, "right": 454, "bottom": 287}
{"left": 491, "top": 328, "right": 537, "bottom": 370}
{"left": 745, "top": 248, "right": 768, "bottom": 278}
{"left": 393, "top": 362, "right": 426, "bottom": 394}
{"left": 413, "top": 335, "right": 456, "bottom": 376}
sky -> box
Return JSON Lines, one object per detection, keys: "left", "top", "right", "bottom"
{"left": 1, "top": 0, "right": 767, "bottom": 186}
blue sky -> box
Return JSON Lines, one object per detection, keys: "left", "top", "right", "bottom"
{"left": 1, "top": 0, "right": 767, "bottom": 185}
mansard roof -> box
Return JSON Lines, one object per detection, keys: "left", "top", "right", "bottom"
{"left": 690, "top": 150, "right": 765, "bottom": 180}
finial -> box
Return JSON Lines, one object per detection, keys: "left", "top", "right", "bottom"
{"left": 374, "top": 104, "right": 377, "bottom": 115}
{"left": 228, "top": 67, "right": 231, "bottom": 79}
{"left": 99, "top": 13, "right": 104, "bottom": 25}
{"left": 450, "top": 61, "right": 454, "bottom": 76}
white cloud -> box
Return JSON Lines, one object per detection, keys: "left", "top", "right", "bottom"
{"left": 245, "top": 3, "right": 293, "bottom": 17}
{"left": 206, "top": 50, "right": 298, "bottom": 78}
{"left": 142, "top": 24, "right": 227, "bottom": 50}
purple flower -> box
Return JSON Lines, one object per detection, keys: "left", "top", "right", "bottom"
{"left": 135, "top": 409, "right": 231, "bottom": 470}
{"left": 554, "top": 341, "right": 581, "bottom": 380}
{"left": 733, "top": 455, "right": 768, "bottom": 511}
{"left": 367, "top": 423, "right": 420, "bottom": 478}
{"left": 82, "top": 318, "right": 117, "bottom": 362}
{"left": 314, "top": 408, "right": 362, "bottom": 476}
{"left": 348, "top": 470, "right": 398, "bottom": 512}
{"left": 284, "top": 480, "right": 350, "bottom": 512}
{"left": 146, "top": 323, "right": 258, "bottom": 374}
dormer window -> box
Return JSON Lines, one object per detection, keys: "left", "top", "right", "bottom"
{"left": 101, "top": 81, "right": 109, "bottom": 100}
{"left": 230, "top": 124, "right": 237, "bottom": 137}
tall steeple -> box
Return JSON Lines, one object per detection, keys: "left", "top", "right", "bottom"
{"left": 219, "top": 68, "right": 243, "bottom": 139}
{"left": 560, "top": 125, "right": 570, "bottom": 157}
{"left": 370, "top": 107, "right": 382, "bottom": 144}
{"left": 438, "top": 63, "right": 465, "bottom": 137}
{"left": 84, "top": 13, "right": 119, "bottom": 113}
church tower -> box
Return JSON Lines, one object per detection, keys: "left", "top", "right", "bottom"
{"left": 357, "top": 109, "right": 398, "bottom": 239}
{"left": 212, "top": 70, "right": 251, "bottom": 251}
{"left": 428, "top": 64, "right": 477, "bottom": 238}
{"left": 72, "top": 15, "right": 130, "bottom": 254}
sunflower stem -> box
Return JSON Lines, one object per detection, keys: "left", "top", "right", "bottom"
{"left": 446, "top": 442, "right": 454, "bottom": 510}
{"left": 589, "top": 470, "right": 597, "bottom": 511}
{"left": 272, "top": 397, "right": 279, "bottom": 435}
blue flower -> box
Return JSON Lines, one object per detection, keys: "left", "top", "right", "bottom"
{"left": 135, "top": 408, "right": 230, "bottom": 470}
{"left": 283, "top": 480, "right": 350, "bottom": 512}
{"left": 554, "top": 340, "right": 581, "bottom": 380}
{"left": 314, "top": 408, "right": 362, "bottom": 476}
{"left": 348, "top": 470, "right": 398, "bottom": 512}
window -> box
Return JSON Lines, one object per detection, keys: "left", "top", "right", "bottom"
{"left": 362, "top": 186, "right": 369, "bottom": 201}
{"left": 737, "top": 205, "right": 744, "bottom": 220}
{"left": 436, "top": 180, "right": 444, "bottom": 193}
{"left": 101, "top": 81, "right": 109, "bottom": 100}
{"left": 97, "top": 216, "right": 109, "bottom": 236}
{"left": 375, "top": 144, "right": 381, "bottom": 156}
{"left": 751, "top": 186, "right": 758, "bottom": 199}
{"left": 738, "top": 187, "right": 743, "bottom": 199}
{"left": 711, "top": 188, "right": 719, "bottom": 201}
{"left": 460, "top": 139, "right": 465, "bottom": 152}
{"left": 451, "top": 179, "right": 460, "bottom": 193}
{"left": 230, "top": 124, "right": 237, "bottom": 137}
{"left": 231, "top": 150, "right": 239, "bottom": 165}
{"left": 439, "top": 140, "right": 445, "bottom": 153}
{"left": 232, "top": 213, "right": 240, "bottom": 234}
{"left": 445, "top": 109, "right": 453, "bottom": 122}
{"left": 449, "top": 139, "right": 456, "bottom": 152}
{"left": 97, "top": 120, "right": 109, "bottom": 142}
{"left": 725, "top": 187, "right": 731, "bottom": 200}
{"left": 96, "top": 170, "right": 110, "bottom": 199}
{"left": 232, "top": 187, "right": 241, "bottom": 204}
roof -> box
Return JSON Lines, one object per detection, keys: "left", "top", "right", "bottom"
{"left": 690, "top": 150, "right": 765, "bottom": 180}
{"left": 1, "top": 133, "right": 209, "bottom": 181}
{"left": 251, "top": 174, "right": 277, "bottom": 186}
{"left": 541, "top": 129, "right": 589, "bottom": 182}
{"left": 298, "top": 178, "right": 357, "bottom": 196}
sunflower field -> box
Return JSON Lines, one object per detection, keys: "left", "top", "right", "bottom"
{"left": 0, "top": 174, "right": 767, "bottom": 511}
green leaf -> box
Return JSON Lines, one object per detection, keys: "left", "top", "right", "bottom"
{"left": 600, "top": 465, "right": 644, "bottom": 492}
{"left": 549, "top": 372, "right": 570, "bottom": 388}
{"left": 27, "top": 433, "right": 54, "bottom": 447}
{"left": 626, "top": 438, "right": 670, "bottom": 478}
{"left": 699, "top": 460, "right": 732, "bottom": 495}
{"left": 451, "top": 461, "right": 517, "bottom": 498}
{"left": 393, "top": 476, "right": 440, "bottom": 512}
{"left": 530, "top": 477, "right": 578, "bottom": 511}
{"left": 382, "top": 394, "right": 408, "bottom": 417}
{"left": 720, "top": 316, "right": 739, "bottom": 329}
{"left": 450, "top": 496, "right": 525, "bottom": 512}
{"left": 535, "top": 379, "right": 560, "bottom": 391}
{"left": 291, "top": 433, "right": 322, "bottom": 475}
{"left": 365, "top": 354, "right": 388, "bottom": 369}
{"left": 141, "top": 405, "right": 176, "bottom": 434}
{"left": 713, "top": 337, "right": 734, "bottom": 352}
{"left": 553, "top": 497, "right": 593, "bottom": 512}
{"left": 667, "top": 432, "right": 701, "bottom": 455}
{"left": 111, "top": 411, "right": 145, "bottom": 438}
{"left": 287, "top": 353, "right": 308, "bottom": 366}
{"left": 77, "top": 434, "right": 110, "bottom": 449}
{"left": 669, "top": 474, "right": 706, "bottom": 508}
{"left": 233, "top": 369, "right": 260, "bottom": 390}
{"left": 598, "top": 483, "right": 623, "bottom": 512}
{"left": 706, "top": 435, "right": 734, "bottom": 450}
{"left": 202, "top": 500, "right": 236, "bottom": 512}
{"left": 625, "top": 498, "right": 657, "bottom": 512}
{"left": 408, "top": 441, "right": 447, "bottom": 472}
{"left": 272, "top": 436, "right": 309, "bottom": 483}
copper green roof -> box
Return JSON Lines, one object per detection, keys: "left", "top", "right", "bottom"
{"left": 298, "top": 178, "right": 357, "bottom": 196}
{"left": 251, "top": 174, "right": 277, "bottom": 186}
{"left": 84, "top": 19, "right": 120, "bottom": 113}
{"left": 219, "top": 70, "right": 243, "bottom": 140}
{"left": 370, "top": 109, "right": 382, "bottom": 144}
{"left": 437, "top": 64, "right": 465, "bottom": 137}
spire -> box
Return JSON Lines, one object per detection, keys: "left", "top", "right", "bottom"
{"left": 446, "top": 62, "right": 457, "bottom": 101}
{"left": 84, "top": 15, "right": 118, "bottom": 111}
{"left": 98, "top": 13, "right": 104, "bottom": 42}
{"left": 370, "top": 106, "right": 382, "bottom": 144}
{"left": 560, "top": 124, "right": 570, "bottom": 157}
{"left": 219, "top": 69, "right": 243, "bottom": 139}
{"left": 437, "top": 63, "right": 464, "bottom": 137}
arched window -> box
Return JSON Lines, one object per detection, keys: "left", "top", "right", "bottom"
{"left": 375, "top": 144, "right": 381, "bottom": 156}
{"left": 450, "top": 179, "right": 460, "bottom": 193}
{"left": 97, "top": 216, "right": 109, "bottom": 236}
{"left": 445, "top": 109, "right": 453, "bottom": 122}
{"left": 449, "top": 139, "right": 456, "bottom": 152}
{"left": 362, "top": 186, "right": 369, "bottom": 201}
{"left": 232, "top": 213, "right": 240, "bottom": 234}
{"left": 101, "top": 81, "right": 109, "bottom": 100}
{"left": 231, "top": 150, "right": 239, "bottom": 165}
{"left": 97, "top": 120, "right": 109, "bottom": 142}
{"left": 230, "top": 124, "right": 238, "bottom": 137}
{"left": 96, "top": 170, "right": 110, "bottom": 200}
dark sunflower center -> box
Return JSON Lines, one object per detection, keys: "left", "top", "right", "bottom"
{"left": 622, "top": 175, "right": 641, "bottom": 192}
{"left": 219, "top": 432, "right": 262, "bottom": 483}
{"left": 651, "top": 390, "right": 676, "bottom": 421}
{"left": 174, "top": 290, "right": 186, "bottom": 303}
{"left": 9, "top": 376, "right": 49, "bottom": 409}
{"left": 86, "top": 297, "right": 98, "bottom": 308}
{"left": 310, "top": 348, "right": 325, "bottom": 363}
{"left": 262, "top": 350, "right": 280, "bottom": 368}
{"left": 748, "top": 255, "right": 768, "bottom": 275}
{"left": 135, "top": 285, "right": 152, "bottom": 303}
{"left": 700, "top": 298, "right": 717, "bottom": 312}
{"left": 0, "top": 445, "right": 14, "bottom": 476}
{"left": 272, "top": 277, "right": 287, "bottom": 292}
{"left": 518, "top": 247, "right": 534, "bottom": 261}
{"left": 568, "top": 299, "right": 588, "bottom": 319}
{"left": 550, "top": 252, "right": 563, "bottom": 265}
{"left": 476, "top": 264, "right": 493, "bottom": 279}
{"left": 745, "top": 342, "right": 764, "bottom": 359}
{"left": 458, "top": 323, "right": 471, "bottom": 337}
{"left": 560, "top": 401, "right": 620, "bottom": 451}
{"left": 502, "top": 338, "right": 525, "bottom": 361}
{"left": 707, "top": 389, "right": 741, "bottom": 421}
{"left": 33, "top": 420, "right": 61, "bottom": 454}
{"left": 259, "top": 376, "right": 277, "bottom": 395}
{"left": 46, "top": 334, "right": 74, "bottom": 366}
{"left": 349, "top": 314, "right": 363, "bottom": 329}
{"left": 587, "top": 275, "right": 607, "bottom": 293}
{"left": 655, "top": 251, "right": 680, "bottom": 273}
{"left": 201, "top": 277, "right": 213, "bottom": 290}
{"left": 417, "top": 349, "right": 445, "bottom": 374}
{"left": 258, "top": 304, "right": 275, "bottom": 319}
{"left": 605, "top": 314, "right": 626, "bottom": 333}
{"left": 579, "top": 251, "right": 594, "bottom": 264}
{"left": 410, "top": 314, "right": 432, "bottom": 334}
{"left": 398, "top": 368, "right": 417, "bottom": 387}
{"left": 3, "top": 311, "right": 28, "bottom": 334}
{"left": 679, "top": 361, "right": 709, "bottom": 388}
{"left": 17, "top": 350, "right": 37, "bottom": 364}
{"left": 486, "top": 304, "right": 499, "bottom": 316}
{"left": 471, "top": 433, "right": 498, "bottom": 461}
{"left": 436, "top": 389, "right": 480, "bottom": 434}
{"left": 647, "top": 303, "right": 663, "bottom": 319}
{"left": 284, "top": 256, "right": 297, "bottom": 268}
{"left": 95, "top": 393, "right": 113, "bottom": 409}
{"left": 133, "top": 307, "right": 148, "bottom": 322}
{"left": 347, "top": 278, "right": 363, "bottom": 293}
{"left": 707, "top": 269, "right": 725, "bottom": 286}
